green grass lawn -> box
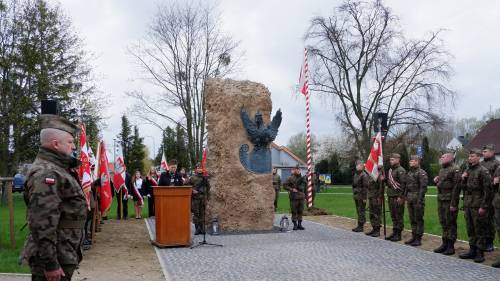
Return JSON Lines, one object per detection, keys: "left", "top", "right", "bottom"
{"left": 0, "top": 193, "right": 151, "bottom": 273}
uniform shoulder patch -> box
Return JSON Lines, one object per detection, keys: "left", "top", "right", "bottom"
{"left": 45, "top": 178, "right": 56, "bottom": 185}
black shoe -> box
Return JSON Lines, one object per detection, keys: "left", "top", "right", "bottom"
{"left": 492, "top": 260, "right": 500, "bottom": 268}
{"left": 385, "top": 232, "right": 395, "bottom": 240}
{"left": 365, "top": 227, "right": 375, "bottom": 236}
{"left": 442, "top": 240, "right": 455, "bottom": 255}
{"left": 352, "top": 223, "right": 363, "bottom": 232}
{"left": 473, "top": 251, "right": 485, "bottom": 263}
{"left": 293, "top": 221, "right": 298, "bottom": 231}
{"left": 404, "top": 234, "right": 416, "bottom": 245}
{"left": 390, "top": 230, "right": 401, "bottom": 242}
{"left": 484, "top": 241, "right": 494, "bottom": 252}
{"left": 297, "top": 220, "right": 305, "bottom": 230}
{"left": 459, "top": 246, "right": 477, "bottom": 259}
{"left": 369, "top": 228, "right": 380, "bottom": 237}
{"left": 410, "top": 235, "right": 422, "bottom": 247}
{"left": 434, "top": 238, "right": 447, "bottom": 253}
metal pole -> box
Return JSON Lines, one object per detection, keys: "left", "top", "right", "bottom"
{"left": 6, "top": 179, "right": 15, "bottom": 249}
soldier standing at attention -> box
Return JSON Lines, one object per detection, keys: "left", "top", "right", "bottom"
{"left": 492, "top": 166, "right": 500, "bottom": 268}
{"left": 21, "top": 110, "right": 87, "bottom": 281}
{"left": 284, "top": 166, "right": 306, "bottom": 230}
{"left": 189, "top": 165, "right": 209, "bottom": 235}
{"left": 272, "top": 168, "right": 281, "bottom": 211}
{"left": 452, "top": 148, "right": 492, "bottom": 263}
{"left": 433, "top": 152, "right": 461, "bottom": 255}
{"left": 365, "top": 167, "right": 383, "bottom": 237}
{"left": 404, "top": 156, "right": 428, "bottom": 246}
{"left": 480, "top": 144, "right": 499, "bottom": 252}
{"left": 351, "top": 161, "right": 369, "bottom": 232}
{"left": 384, "top": 153, "right": 406, "bottom": 242}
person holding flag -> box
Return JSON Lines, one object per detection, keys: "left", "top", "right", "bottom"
{"left": 365, "top": 132, "right": 384, "bottom": 237}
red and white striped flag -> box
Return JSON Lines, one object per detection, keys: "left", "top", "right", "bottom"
{"left": 365, "top": 132, "right": 384, "bottom": 180}
{"left": 298, "top": 48, "right": 314, "bottom": 207}
{"left": 78, "top": 124, "right": 92, "bottom": 209}
{"left": 97, "top": 140, "right": 112, "bottom": 213}
{"left": 160, "top": 151, "right": 169, "bottom": 172}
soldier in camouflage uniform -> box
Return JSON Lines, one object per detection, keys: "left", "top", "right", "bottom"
{"left": 189, "top": 165, "right": 209, "bottom": 235}
{"left": 384, "top": 153, "right": 406, "bottom": 242}
{"left": 366, "top": 168, "right": 382, "bottom": 237}
{"left": 272, "top": 168, "right": 281, "bottom": 211}
{"left": 492, "top": 166, "right": 500, "bottom": 268}
{"left": 433, "top": 152, "right": 461, "bottom": 255}
{"left": 480, "top": 144, "right": 499, "bottom": 252}
{"left": 284, "top": 166, "right": 306, "bottom": 230}
{"left": 351, "top": 161, "right": 369, "bottom": 232}
{"left": 21, "top": 113, "right": 87, "bottom": 281}
{"left": 404, "top": 156, "right": 428, "bottom": 246}
{"left": 452, "top": 148, "right": 492, "bottom": 263}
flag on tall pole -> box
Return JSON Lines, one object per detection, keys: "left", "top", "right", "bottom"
{"left": 365, "top": 132, "right": 384, "bottom": 180}
{"left": 78, "top": 124, "right": 92, "bottom": 209}
{"left": 160, "top": 150, "right": 169, "bottom": 172}
{"left": 113, "top": 142, "right": 127, "bottom": 195}
{"left": 201, "top": 148, "right": 208, "bottom": 177}
{"left": 298, "top": 48, "right": 314, "bottom": 208}
{"left": 97, "top": 140, "right": 112, "bottom": 213}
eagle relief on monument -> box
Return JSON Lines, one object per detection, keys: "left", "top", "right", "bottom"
{"left": 239, "top": 108, "right": 282, "bottom": 174}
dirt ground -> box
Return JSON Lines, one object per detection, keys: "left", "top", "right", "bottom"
{"left": 73, "top": 218, "right": 164, "bottom": 281}
{"left": 305, "top": 215, "right": 500, "bottom": 266}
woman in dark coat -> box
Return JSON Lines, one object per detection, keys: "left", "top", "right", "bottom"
{"left": 144, "top": 166, "right": 159, "bottom": 217}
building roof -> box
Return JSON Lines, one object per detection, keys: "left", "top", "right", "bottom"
{"left": 271, "top": 142, "right": 307, "bottom": 166}
{"left": 464, "top": 119, "right": 500, "bottom": 154}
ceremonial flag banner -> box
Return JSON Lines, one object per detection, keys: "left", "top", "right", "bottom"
{"left": 97, "top": 141, "right": 112, "bottom": 213}
{"left": 160, "top": 151, "right": 169, "bottom": 172}
{"left": 78, "top": 124, "right": 92, "bottom": 209}
{"left": 365, "top": 132, "right": 384, "bottom": 180}
{"left": 113, "top": 142, "right": 127, "bottom": 194}
{"left": 299, "top": 48, "right": 314, "bottom": 207}
{"left": 201, "top": 148, "right": 208, "bottom": 176}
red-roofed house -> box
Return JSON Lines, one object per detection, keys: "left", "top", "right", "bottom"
{"left": 464, "top": 119, "right": 500, "bottom": 159}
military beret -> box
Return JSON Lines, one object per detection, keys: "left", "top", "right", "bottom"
{"left": 469, "top": 148, "right": 482, "bottom": 156}
{"left": 482, "top": 144, "right": 495, "bottom": 151}
{"left": 40, "top": 114, "right": 79, "bottom": 136}
{"left": 390, "top": 153, "right": 401, "bottom": 159}
{"left": 410, "top": 155, "right": 420, "bottom": 161}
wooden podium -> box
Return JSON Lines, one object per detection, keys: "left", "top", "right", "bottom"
{"left": 152, "top": 186, "right": 192, "bottom": 248}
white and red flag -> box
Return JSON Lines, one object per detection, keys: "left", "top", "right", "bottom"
{"left": 160, "top": 150, "right": 169, "bottom": 172}
{"left": 113, "top": 142, "right": 128, "bottom": 196}
{"left": 78, "top": 124, "right": 92, "bottom": 209}
{"left": 201, "top": 148, "right": 208, "bottom": 177}
{"left": 365, "top": 132, "right": 384, "bottom": 180}
{"left": 96, "top": 140, "right": 112, "bottom": 213}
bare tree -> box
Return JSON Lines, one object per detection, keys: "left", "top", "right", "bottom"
{"left": 306, "top": 0, "right": 454, "bottom": 158}
{"left": 128, "top": 1, "right": 240, "bottom": 166}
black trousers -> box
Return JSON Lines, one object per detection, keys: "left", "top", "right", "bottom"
{"left": 148, "top": 194, "right": 155, "bottom": 217}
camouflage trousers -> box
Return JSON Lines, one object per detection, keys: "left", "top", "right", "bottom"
{"left": 388, "top": 197, "right": 405, "bottom": 231}
{"left": 437, "top": 200, "right": 458, "bottom": 241}
{"left": 407, "top": 198, "right": 425, "bottom": 236}
{"left": 290, "top": 199, "right": 304, "bottom": 221}
{"left": 368, "top": 197, "right": 381, "bottom": 228}
{"left": 464, "top": 207, "right": 489, "bottom": 250}
{"left": 485, "top": 206, "right": 496, "bottom": 241}
{"left": 274, "top": 188, "right": 280, "bottom": 210}
{"left": 30, "top": 259, "right": 77, "bottom": 281}
{"left": 495, "top": 206, "right": 500, "bottom": 240}
{"left": 353, "top": 198, "right": 366, "bottom": 225}
{"left": 191, "top": 195, "right": 205, "bottom": 225}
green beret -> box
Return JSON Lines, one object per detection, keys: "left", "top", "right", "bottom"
{"left": 40, "top": 114, "right": 79, "bottom": 136}
{"left": 482, "top": 144, "right": 495, "bottom": 151}
{"left": 390, "top": 153, "right": 401, "bottom": 159}
{"left": 410, "top": 155, "right": 420, "bottom": 161}
{"left": 469, "top": 148, "right": 482, "bottom": 156}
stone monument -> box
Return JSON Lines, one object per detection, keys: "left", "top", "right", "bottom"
{"left": 205, "top": 78, "right": 281, "bottom": 232}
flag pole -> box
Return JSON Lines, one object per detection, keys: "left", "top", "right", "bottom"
{"left": 301, "top": 48, "right": 314, "bottom": 208}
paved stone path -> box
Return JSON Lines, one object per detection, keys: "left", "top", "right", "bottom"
{"left": 146, "top": 217, "right": 499, "bottom": 281}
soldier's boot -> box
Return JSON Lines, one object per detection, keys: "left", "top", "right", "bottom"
{"left": 459, "top": 246, "right": 477, "bottom": 259}
{"left": 473, "top": 250, "right": 485, "bottom": 263}
{"left": 484, "top": 238, "right": 494, "bottom": 252}
{"left": 491, "top": 260, "right": 500, "bottom": 268}
{"left": 297, "top": 220, "right": 305, "bottom": 230}
{"left": 369, "top": 227, "right": 380, "bottom": 237}
{"left": 410, "top": 235, "right": 422, "bottom": 247}
{"left": 433, "top": 238, "right": 447, "bottom": 253}
{"left": 194, "top": 224, "right": 202, "bottom": 235}
{"left": 365, "top": 226, "right": 376, "bottom": 236}
{"left": 442, "top": 240, "right": 455, "bottom": 255}
{"left": 352, "top": 222, "right": 364, "bottom": 232}
{"left": 293, "top": 220, "right": 298, "bottom": 231}
{"left": 385, "top": 231, "right": 395, "bottom": 241}
{"left": 404, "top": 233, "right": 416, "bottom": 245}
{"left": 390, "top": 229, "right": 402, "bottom": 242}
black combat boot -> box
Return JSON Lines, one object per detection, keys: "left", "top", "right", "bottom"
{"left": 492, "top": 260, "right": 500, "bottom": 268}
{"left": 297, "top": 220, "right": 305, "bottom": 230}
{"left": 352, "top": 222, "right": 363, "bottom": 232}
{"left": 410, "top": 235, "right": 422, "bottom": 246}
{"left": 433, "top": 238, "right": 447, "bottom": 253}
{"left": 404, "top": 233, "right": 416, "bottom": 245}
{"left": 484, "top": 238, "right": 494, "bottom": 252}
{"left": 365, "top": 226, "right": 376, "bottom": 236}
{"left": 442, "top": 240, "right": 455, "bottom": 255}
{"left": 385, "top": 231, "right": 395, "bottom": 240}
{"left": 194, "top": 224, "right": 202, "bottom": 235}
{"left": 459, "top": 246, "right": 476, "bottom": 259}
{"left": 369, "top": 227, "right": 380, "bottom": 237}
{"left": 390, "top": 229, "right": 401, "bottom": 242}
{"left": 473, "top": 250, "right": 485, "bottom": 263}
{"left": 293, "top": 220, "right": 298, "bottom": 230}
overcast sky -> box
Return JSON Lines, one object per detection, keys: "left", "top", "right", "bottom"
{"left": 56, "top": 0, "right": 500, "bottom": 157}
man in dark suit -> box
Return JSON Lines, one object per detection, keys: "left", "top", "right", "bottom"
{"left": 159, "top": 161, "right": 183, "bottom": 186}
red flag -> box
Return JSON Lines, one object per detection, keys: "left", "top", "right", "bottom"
{"left": 78, "top": 124, "right": 92, "bottom": 209}
{"left": 160, "top": 151, "right": 169, "bottom": 172}
{"left": 298, "top": 48, "right": 309, "bottom": 96}
{"left": 113, "top": 142, "right": 127, "bottom": 194}
{"left": 97, "top": 140, "right": 112, "bottom": 213}
{"left": 201, "top": 148, "right": 208, "bottom": 176}
{"left": 365, "top": 132, "right": 384, "bottom": 180}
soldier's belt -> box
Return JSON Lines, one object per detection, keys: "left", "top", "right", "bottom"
{"left": 58, "top": 219, "right": 86, "bottom": 229}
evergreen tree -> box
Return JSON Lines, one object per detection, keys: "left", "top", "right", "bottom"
{"left": 128, "top": 126, "right": 146, "bottom": 174}
{"left": 421, "top": 136, "right": 432, "bottom": 182}
{"left": 119, "top": 115, "right": 133, "bottom": 169}
{"left": 175, "top": 124, "right": 189, "bottom": 169}
{"left": 399, "top": 142, "right": 410, "bottom": 170}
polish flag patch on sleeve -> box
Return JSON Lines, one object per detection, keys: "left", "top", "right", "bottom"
{"left": 45, "top": 178, "right": 55, "bottom": 185}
